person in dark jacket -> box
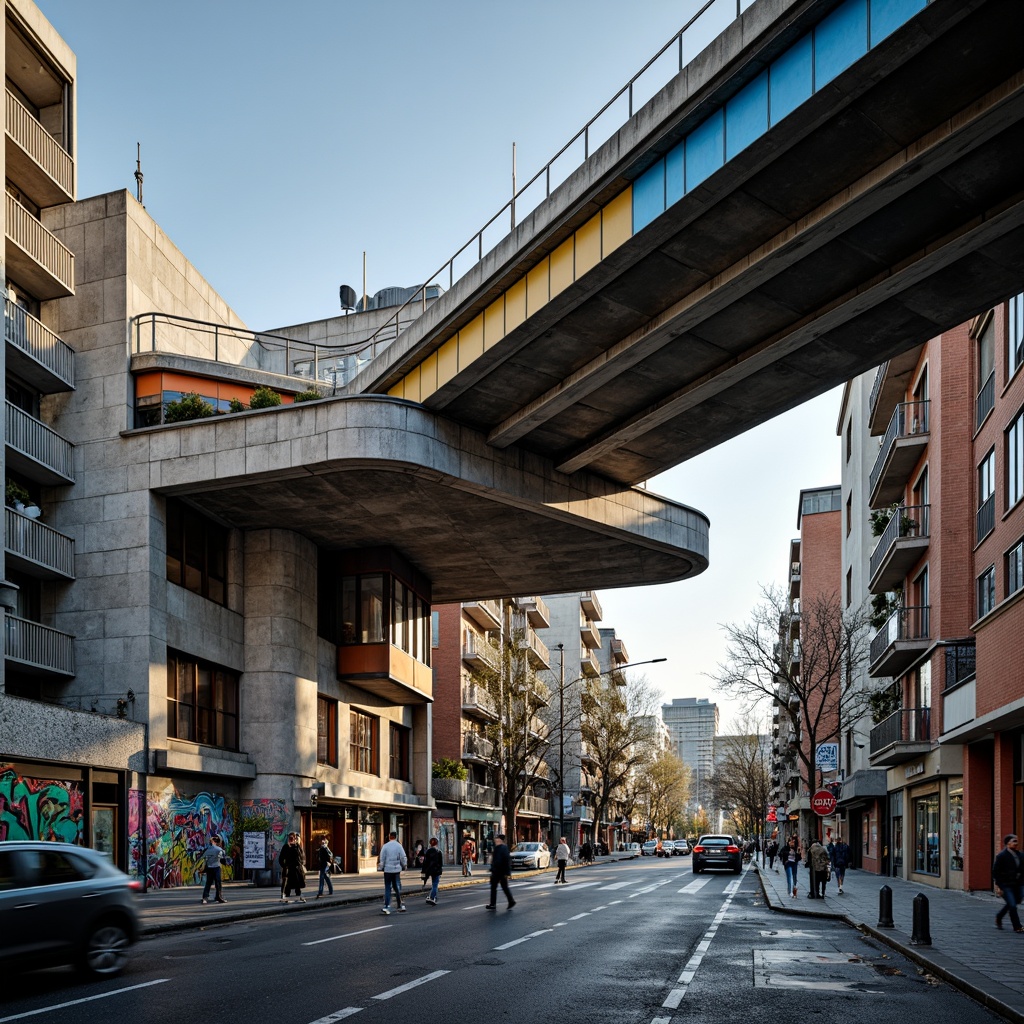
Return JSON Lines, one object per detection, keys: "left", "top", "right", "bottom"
{"left": 279, "top": 832, "right": 307, "bottom": 903}
{"left": 782, "top": 835, "right": 801, "bottom": 898}
{"left": 485, "top": 833, "right": 516, "bottom": 910}
{"left": 832, "top": 837, "right": 851, "bottom": 894}
{"left": 316, "top": 836, "right": 334, "bottom": 898}
{"left": 421, "top": 837, "right": 443, "bottom": 904}
{"left": 993, "top": 834, "right": 1022, "bottom": 932}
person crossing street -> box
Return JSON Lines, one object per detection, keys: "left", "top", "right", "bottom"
{"left": 485, "top": 834, "right": 516, "bottom": 910}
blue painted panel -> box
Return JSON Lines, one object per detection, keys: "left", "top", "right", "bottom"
{"left": 870, "top": 0, "right": 926, "bottom": 46}
{"left": 769, "top": 33, "right": 812, "bottom": 125}
{"left": 685, "top": 109, "right": 725, "bottom": 190}
{"left": 666, "top": 142, "right": 684, "bottom": 207}
{"left": 633, "top": 158, "right": 666, "bottom": 231}
{"left": 815, "top": 0, "right": 868, "bottom": 88}
{"left": 726, "top": 70, "right": 769, "bottom": 161}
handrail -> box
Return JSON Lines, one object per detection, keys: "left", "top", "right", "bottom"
{"left": 350, "top": 0, "right": 747, "bottom": 367}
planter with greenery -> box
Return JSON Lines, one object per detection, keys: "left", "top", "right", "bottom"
{"left": 293, "top": 388, "right": 322, "bottom": 403}
{"left": 869, "top": 589, "right": 902, "bottom": 630}
{"left": 165, "top": 393, "right": 215, "bottom": 422}
{"left": 248, "top": 385, "right": 282, "bottom": 409}
{"left": 869, "top": 687, "right": 901, "bottom": 723}
{"left": 432, "top": 757, "right": 467, "bottom": 780}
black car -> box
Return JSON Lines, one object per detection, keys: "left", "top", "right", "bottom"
{"left": 0, "top": 841, "right": 141, "bottom": 976}
{"left": 691, "top": 834, "right": 742, "bottom": 874}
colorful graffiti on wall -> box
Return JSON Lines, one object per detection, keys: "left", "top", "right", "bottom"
{"left": 138, "top": 785, "right": 291, "bottom": 888}
{"left": 0, "top": 764, "right": 84, "bottom": 843}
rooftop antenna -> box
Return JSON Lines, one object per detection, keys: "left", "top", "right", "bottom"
{"left": 134, "top": 142, "right": 144, "bottom": 206}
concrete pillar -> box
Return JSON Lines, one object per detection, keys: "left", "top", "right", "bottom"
{"left": 241, "top": 529, "right": 319, "bottom": 784}
{"left": 963, "top": 739, "right": 993, "bottom": 891}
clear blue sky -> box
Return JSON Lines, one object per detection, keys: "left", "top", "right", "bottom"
{"left": 39, "top": 0, "right": 843, "bottom": 728}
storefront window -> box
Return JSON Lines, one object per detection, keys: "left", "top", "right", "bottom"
{"left": 914, "top": 792, "right": 940, "bottom": 874}
{"left": 357, "top": 810, "right": 382, "bottom": 859}
{"left": 891, "top": 790, "right": 903, "bottom": 876}
{"left": 949, "top": 781, "right": 964, "bottom": 872}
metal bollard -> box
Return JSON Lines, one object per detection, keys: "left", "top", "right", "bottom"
{"left": 911, "top": 892, "right": 932, "bottom": 945}
{"left": 878, "top": 884, "right": 894, "bottom": 928}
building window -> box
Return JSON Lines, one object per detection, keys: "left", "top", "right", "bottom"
{"left": 977, "top": 316, "right": 995, "bottom": 427}
{"left": 845, "top": 419, "right": 852, "bottom": 463}
{"left": 845, "top": 494, "right": 852, "bottom": 536}
{"left": 1008, "top": 538, "right": 1024, "bottom": 598}
{"left": 913, "top": 792, "right": 940, "bottom": 875}
{"left": 1009, "top": 409, "right": 1024, "bottom": 510}
{"left": 389, "top": 723, "right": 410, "bottom": 781}
{"left": 431, "top": 611, "right": 440, "bottom": 648}
{"left": 334, "top": 572, "right": 430, "bottom": 663}
{"left": 318, "top": 696, "right": 338, "bottom": 766}
{"left": 1009, "top": 292, "right": 1024, "bottom": 379}
{"left": 165, "top": 498, "right": 228, "bottom": 605}
{"left": 167, "top": 650, "right": 239, "bottom": 750}
{"left": 978, "top": 565, "right": 996, "bottom": 619}
{"left": 845, "top": 567, "right": 852, "bottom": 608}
{"left": 978, "top": 448, "right": 996, "bottom": 543}
{"left": 350, "top": 710, "right": 378, "bottom": 775}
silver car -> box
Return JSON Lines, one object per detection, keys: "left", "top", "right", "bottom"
{"left": 0, "top": 841, "right": 141, "bottom": 976}
{"left": 508, "top": 842, "right": 551, "bottom": 869}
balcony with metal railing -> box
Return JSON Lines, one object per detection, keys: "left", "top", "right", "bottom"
{"left": 580, "top": 590, "right": 603, "bottom": 621}
{"left": 869, "top": 605, "right": 930, "bottom": 678}
{"left": 463, "top": 599, "right": 503, "bottom": 631}
{"left": 5, "top": 194, "right": 75, "bottom": 299}
{"left": 5, "top": 401, "right": 74, "bottom": 484}
{"left": 868, "top": 504, "right": 930, "bottom": 593}
{"left": 520, "top": 624, "right": 550, "bottom": 670}
{"left": 462, "top": 632, "right": 500, "bottom": 672}
{"left": 976, "top": 494, "right": 995, "bottom": 544}
{"left": 5, "top": 299, "right": 75, "bottom": 393}
{"left": 465, "top": 782, "right": 500, "bottom": 807}
{"left": 789, "top": 560, "right": 801, "bottom": 599}
{"left": 518, "top": 794, "right": 550, "bottom": 817}
{"left": 869, "top": 400, "right": 930, "bottom": 507}
{"left": 580, "top": 646, "right": 600, "bottom": 676}
{"left": 580, "top": 612, "right": 601, "bottom": 649}
{"left": 4, "top": 614, "right": 74, "bottom": 676}
{"left": 976, "top": 371, "right": 995, "bottom": 429}
{"left": 942, "top": 641, "right": 977, "bottom": 734}
{"left": 515, "top": 594, "right": 550, "bottom": 629}
{"left": 461, "top": 732, "right": 494, "bottom": 763}
{"left": 461, "top": 681, "right": 498, "bottom": 721}
{"left": 5, "top": 88, "right": 74, "bottom": 205}
{"left": 869, "top": 707, "right": 931, "bottom": 766}
{"left": 5, "top": 508, "right": 74, "bottom": 579}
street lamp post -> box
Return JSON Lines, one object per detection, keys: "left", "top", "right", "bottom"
{"left": 554, "top": 647, "right": 666, "bottom": 852}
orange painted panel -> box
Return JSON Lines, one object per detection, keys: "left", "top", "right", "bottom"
{"left": 135, "top": 372, "right": 162, "bottom": 397}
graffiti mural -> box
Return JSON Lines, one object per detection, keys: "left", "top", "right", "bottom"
{"left": 128, "top": 788, "right": 145, "bottom": 881}
{"left": 144, "top": 784, "right": 236, "bottom": 889}
{"left": 240, "top": 798, "right": 291, "bottom": 873}
{"left": 0, "top": 764, "right": 84, "bottom": 843}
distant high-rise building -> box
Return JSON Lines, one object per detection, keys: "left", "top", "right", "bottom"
{"left": 661, "top": 697, "right": 719, "bottom": 810}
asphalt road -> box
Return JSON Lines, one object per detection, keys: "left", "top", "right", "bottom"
{"left": 0, "top": 857, "right": 1005, "bottom": 1024}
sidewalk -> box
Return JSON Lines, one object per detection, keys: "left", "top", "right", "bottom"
{"left": 755, "top": 861, "right": 1024, "bottom": 1023}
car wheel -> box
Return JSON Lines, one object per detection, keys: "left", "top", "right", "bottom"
{"left": 80, "top": 920, "right": 131, "bottom": 977}
{"left": 693, "top": 864, "right": 702, "bottom": 874}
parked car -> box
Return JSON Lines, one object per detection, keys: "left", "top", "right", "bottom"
{"left": 675, "top": 839, "right": 691, "bottom": 855}
{"left": 657, "top": 840, "right": 674, "bottom": 857}
{"left": 641, "top": 840, "right": 659, "bottom": 856}
{"left": 0, "top": 842, "right": 141, "bottom": 976}
{"left": 691, "top": 834, "right": 742, "bottom": 874}
{"left": 620, "top": 842, "right": 642, "bottom": 856}
{"left": 509, "top": 842, "right": 551, "bottom": 870}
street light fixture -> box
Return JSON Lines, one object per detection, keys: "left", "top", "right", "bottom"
{"left": 555, "top": 644, "right": 667, "bottom": 851}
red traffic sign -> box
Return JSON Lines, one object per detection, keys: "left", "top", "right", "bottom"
{"left": 811, "top": 790, "right": 837, "bottom": 816}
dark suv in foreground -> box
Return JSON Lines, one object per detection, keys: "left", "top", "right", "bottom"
{"left": 0, "top": 841, "right": 141, "bottom": 976}
{"left": 691, "top": 834, "right": 742, "bottom": 874}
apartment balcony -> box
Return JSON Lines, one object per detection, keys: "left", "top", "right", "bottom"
{"left": 609, "top": 636, "right": 629, "bottom": 665}
{"left": 5, "top": 194, "right": 75, "bottom": 299}
{"left": 867, "top": 346, "right": 925, "bottom": 434}
{"left": 461, "top": 681, "right": 498, "bottom": 721}
{"left": 5, "top": 299, "right": 75, "bottom": 393}
{"left": 462, "top": 632, "right": 500, "bottom": 671}
{"left": 430, "top": 777, "right": 466, "bottom": 804}
{"left": 868, "top": 504, "right": 930, "bottom": 593}
{"left": 580, "top": 615, "right": 601, "bottom": 649}
{"left": 869, "top": 605, "right": 930, "bottom": 678}
{"left": 4, "top": 615, "right": 74, "bottom": 677}
{"left": 520, "top": 624, "right": 550, "bottom": 670}
{"left": 868, "top": 400, "right": 930, "bottom": 507}
{"left": 580, "top": 741, "right": 598, "bottom": 768}
{"left": 976, "top": 371, "right": 995, "bottom": 430}
{"left": 464, "top": 782, "right": 500, "bottom": 808}
{"left": 518, "top": 794, "right": 550, "bottom": 817}
{"left": 789, "top": 561, "right": 801, "bottom": 599}
{"left": 580, "top": 647, "right": 600, "bottom": 676}
{"left": 5, "top": 402, "right": 75, "bottom": 484}
{"left": 976, "top": 494, "right": 995, "bottom": 544}
{"left": 461, "top": 732, "right": 494, "bottom": 763}
{"left": 5, "top": 89, "right": 74, "bottom": 206}
{"left": 869, "top": 707, "right": 932, "bottom": 766}
{"left": 463, "top": 599, "right": 502, "bottom": 631}
{"left": 580, "top": 590, "right": 603, "bottom": 621}
{"left": 5, "top": 508, "right": 74, "bottom": 579}
{"left": 576, "top": 804, "right": 596, "bottom": 823}
{"left": 515, "top": 594, "right": 550, "bottom": 629}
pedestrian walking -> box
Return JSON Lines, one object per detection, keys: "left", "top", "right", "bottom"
{"left": 554, "top": 836, "right": 570, "bottom": 883}
{"left": 279, "top": 831, "right": 307, "bottom": 903}
{"left": 809, "top": 838, "right": 830, "bottom": 898}
{"left": 832, "top": 836, "right": 851, "bottom": 894}
{"left": 993, "top": 833, "right": 1023, "bottom": 933}
{"left": 316, "top": 836, "right": 334, "bottom": 898}
{"left": 461, "top": 835, "right": 476, "bottom": 876}
{"left": 766, "top": 838, "right": 779, "bottom": 871}
{"left": 485, "top": 833, "right": 516, "bottom": 910}
{"left": 378, "top": 830, "right": 407, "bottom": 914}
{"left": 782, "top": 836, "right": 801, "bottom": 898}
{"left": 421, "top": 837, "right": 443, "bottom": 904}
{"left": 200, "top": 835, "right": 227, "bottom": 904}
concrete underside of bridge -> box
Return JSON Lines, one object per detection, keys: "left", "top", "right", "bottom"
{"left": 361, "top": 0, "right": 1024, "bottom": 487}
{"left": 146, "top": 398, "right": 709, "bottom": 603}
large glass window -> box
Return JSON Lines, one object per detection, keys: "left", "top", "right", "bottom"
{"left": 1007, "top": 538, "right": 1024, "bottom": 598}
{"left": 167, "top": 650, "right": 239, "bottom": 750}
{"left": 978, "top": 565, "right": 996, "bottom": 619}
{"left": 335, "top": 572, "right": 430, "bottom": 663}
{"left": 350, "top": 710, "right": 378, "bottom": 775}
{"left": 1009, "top": 292, "right": 1023, "bottom": 379}
{"left": 165, "top": 498, "right": 227, "bottom": 605}
{"left": 389, "top": 723, "right": 410, "bottom": 782}
{"left": 949, "top": 781, "right": 963, "bottom": 873}
{"left": 318, "top": 696, "right": 338, "bottom": 766}
{"left": 977, "top": 318, "right": 996, "bottom": 426}
{"left": 913, "top": 792, "right": 940, "bottom": 875}
{"left": 1009, "top": 409, "right": 1024, "bottom": 509}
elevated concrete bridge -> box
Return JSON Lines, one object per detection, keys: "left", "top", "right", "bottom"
{"left": 356, "top": 0, "right": 1023, "bottom": 486}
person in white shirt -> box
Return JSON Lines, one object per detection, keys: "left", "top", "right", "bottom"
{"left": 377, "top": 831, "right": 408, "bottom": 914}
{"left": 554, "top": 837, "right": 570, "bottom": 884}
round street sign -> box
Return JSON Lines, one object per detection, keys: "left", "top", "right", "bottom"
{"left": 811, "top": 789, "right": 837, "bottom": 816}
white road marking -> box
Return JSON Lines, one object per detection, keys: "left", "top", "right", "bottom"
{"left": 663, "top": 988, "right": 685, "bottom": 1008}
{"left": 0, "top": 979, "right": 170, "bottom": 1022}
{"left": 303, "top": 925, "right": 391, "bottom": 946}
{"left": 372, "top": 970, "right": 450, "bottom": 1000}
{"left": 679, "top": 878, "right": 710, "bottom": 893}
{"left": 598, "top": 880, "right": 634, "bottom": 890}
{"left": 569, "top": 912, "right": 591, "bottom": 920}
{"left": 307, "top": 1009, "right": 363, "bottom": 1023}
{"left": 494, "top": 928, "right": 554, "bottom": 951}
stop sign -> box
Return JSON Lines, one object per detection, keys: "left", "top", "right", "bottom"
{"left": 811, "top": 789, "right": 837, "bottom": 816}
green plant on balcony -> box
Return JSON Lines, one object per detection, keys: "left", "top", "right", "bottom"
{"left": 228, "top": 397, "right": 246, "bottom": 413}
{"left": 870, "top": 503, "right": 900, "bottom": 536}
{"left": 869, "top": 588, "right": 903, "bottom": 630}
{"left": 293, "top": 388, "right": 322, "bottom": 403}
{"left": 869, "top": 686, "right": 901, "bottom": 723}
{"left": 431, "top": 757, "right": 467, "bottom": 780}
{"left": 164, "top": 392, "right": 215, "bottom": 422}
{"left": 5, "top": 480, "right": 31, "bottom": 508}
{"left": 248, "top": 385, "right": 283, "bottom": 409}
{"left": 900, "top": 513, "right": 919, "bottom": 535}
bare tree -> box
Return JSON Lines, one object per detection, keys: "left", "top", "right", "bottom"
{"left": 709, "top": 716, "right": 772, "bottom": 841}
{"left": 711, "top": 584, "right": 874, "bottom": 806}
{"left": 634, "top": 751, "right": 691, "bottom": 838}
